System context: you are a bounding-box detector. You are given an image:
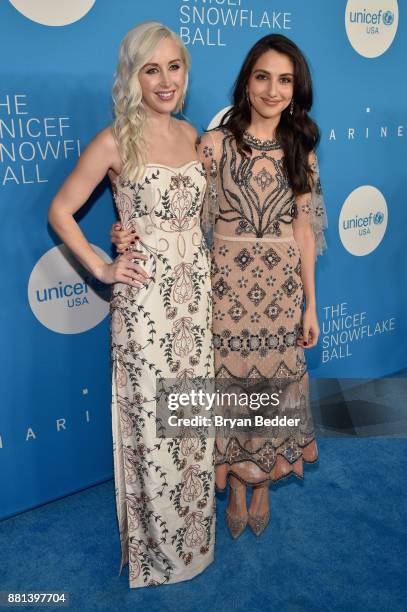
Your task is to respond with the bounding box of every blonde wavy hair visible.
[112,22,191,183]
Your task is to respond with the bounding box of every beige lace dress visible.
[201,127,327,488]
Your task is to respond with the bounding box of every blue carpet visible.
[1,438,406,612]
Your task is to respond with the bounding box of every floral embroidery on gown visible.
[110,161,215,588]
[201,128,327,488]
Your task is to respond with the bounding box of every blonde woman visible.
[48,22,215,588]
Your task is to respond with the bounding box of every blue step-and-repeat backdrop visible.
[0,0,405,519]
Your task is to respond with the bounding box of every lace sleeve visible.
[197,131,220,234]
[293,151,328,256]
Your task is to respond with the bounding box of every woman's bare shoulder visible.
[175,118,198,144]
[92,126,119,151]
[88,126,121,172]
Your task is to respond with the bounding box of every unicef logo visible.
[207,106,231,130]
[345,0,399,58]
[383,11,394,25]
[28,244,111,334]
[339,186,388,256]
[9,0,96,27]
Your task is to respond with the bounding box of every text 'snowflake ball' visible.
[9,0,96,27]
[28,244,112,334]
[339,186,388,256]
[345,0,399,58]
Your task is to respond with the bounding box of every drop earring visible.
[246,89,250,106]
[289,99,294,115]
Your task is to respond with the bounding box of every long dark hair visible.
[220,34,319,195]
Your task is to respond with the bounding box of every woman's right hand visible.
[110,222,138,253]
[96,252,150,288]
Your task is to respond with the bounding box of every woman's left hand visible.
[297,306,320,349]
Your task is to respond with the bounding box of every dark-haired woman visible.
[197,33,327,538]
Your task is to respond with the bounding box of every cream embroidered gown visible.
[110,161,215,588]
[201,128,327,488]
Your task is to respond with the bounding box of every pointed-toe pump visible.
[248,485,270,536]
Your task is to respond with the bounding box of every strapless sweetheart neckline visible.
[144,160,201,170]
[111,160,202,184]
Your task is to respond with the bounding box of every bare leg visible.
[226,475,248,539]
[249,482,269,515]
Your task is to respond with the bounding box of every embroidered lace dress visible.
[110,161,215,587]
[201,128,327,488]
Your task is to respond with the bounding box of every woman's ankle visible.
[229,475,245,490]
[249,484,269,513]
[227,476,248,516]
